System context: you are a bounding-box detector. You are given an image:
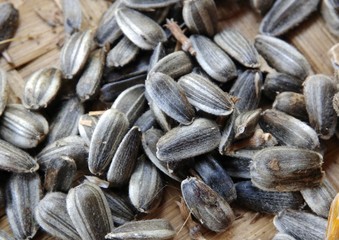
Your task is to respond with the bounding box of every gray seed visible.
[322,0,339,36]
[214,29,260,68]
[116,7,167,50]
[259,0,320,36]
[148,100,173,132]
[273,92,308,122]
[255,35,311,79]
[123,0,179,9]
[156,118,221,161]
[134,109,157,132]
[234,108,261,140]
[106,37,140,68]
[62,0,82,35]
[23,68,62,110]
[0,68,9,116]
[0,3,19,53]
[66,182,114,240]
[219,108,238,155]
[148,42,166,73]
[272,233,297,240]
[251,146,324,192]
[333,92,339,116]
[190,34,237,82]
[78,114,98,145]
[35,192,81,240]
[105,219,175,240]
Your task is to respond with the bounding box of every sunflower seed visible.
[219,108,239,155]
[272,233,297,240]
[190,34,237,82]
[251,146,324,192]
[148,42,166,72]
[259,0,320,36]
[6,173,41,240]
[60,30,92,79]
[181,177,235,232]
[234,108,261,140]
[322,0,339,36]
[129,155,163,213]
[88,109,129,175]
[146,72,195,125]
[214,29,260,68]
[274,209,326,240]
[303,74,337,140]
[148,51,193,79]
[46,97,84,144]
[250,0,274,15]
[182,0,218,37]
[255,35,311,79]
[222,150,258,179]
[78,114,98,145]
[107,37,140,68]
[194,154,237,203]
[105,219,175,240]
[273,92,308,122]
[35,192,81,240]
[0,104,49,149]
[62,0,82,35]
[0,68,9,116]
[178,72,234,116]
[134,109,157,132]
[300,177,336,218]
[22,68,62,110]
[148,100,173,132]
[235,181,304,214]
[66,182,114,240]
[111,84,146,125]
[76,49,105,101]
[230,70,263,112]
[107,126,141,186]
[259,109,320,150]
[0,2,19,53]
[156,118,221,161]
[123,0,179,9]
[37,135,88,171]
[263,72,304,100]
[94,0,123,47]
[116,7,167,50]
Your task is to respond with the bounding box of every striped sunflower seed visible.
[88,109,129,175]
[190,34,237,82]
[0,2,19,52]
[214,29,260,68]
[106,37,139,68]
[255,35,311,79]
[251,146,324,192]
[0,104,49,149]
[273,92,308,122]
[181,177,235,232]
[322,0,339,36]
[35,192,81,240]
[62,0,82,35]
[178,72,234,116]
[66,182,114,240]
[148,42,166,72]
[116,7,167,50]
[78,114,98,145]
[234,108,261,140]
[22,68,62,110]
[60,30,92,79]
[148,100,173,132]
[259,0,320,36]
[6,173,41,240]
[146,72,195,125]
[0,68,9,116]
[272,233,297,240]
[219,109,238,155]
[123,0,179,9]
[134,109,157,133]
[156,118,221,161]
[105,219,175,240]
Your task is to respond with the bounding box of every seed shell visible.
[322,0,339,36]
[106,37,140,68]
[0,3,19,52]
[234,108,261,140]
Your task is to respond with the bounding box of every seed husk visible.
[178,72,234,116]
[181,177,235,232]
[322,0,339,36]
[182,0,218,37]
[107,126,141,187]
[60,30,93,79]
[251,146,324,192]
[94,0,123,47]
[76,49,105,102]
[274,209,327,240]
[259,0,320,36]
[234,108,261,140]
[35,192,81,240]
[66,182,114,240]
[0,2,19,53]
[219,108,239,155]
[259,109,320,150]
[214,29,260,68]
[0,68,9,116]
[0,104,49,149]
[23,68,62,110]
[105,219,176,240]
[156,118,221,161]
[146,72,195,125]
[6,173,41,240]
[190,34,237,82]
[303,74,337,140]
[62,0,82,35]
[255,35,311,79]
[300,177,336,218]
[78,114,98,145]
[116,7,167,50]
[235,181,304,214]
[88,108,129,175]
[106,37,140,68]
[129,155,163,213]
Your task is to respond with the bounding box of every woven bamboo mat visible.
[0,0,338,239]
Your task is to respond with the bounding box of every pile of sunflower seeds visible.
[0,0,338,239]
